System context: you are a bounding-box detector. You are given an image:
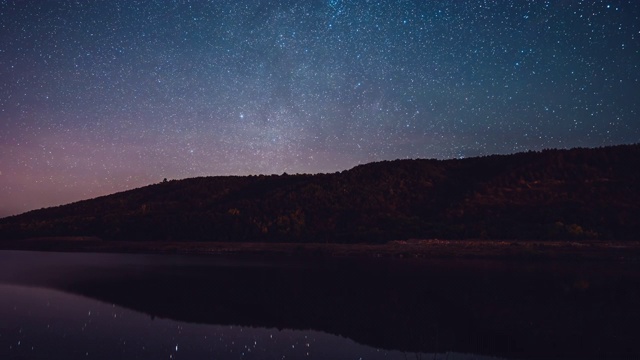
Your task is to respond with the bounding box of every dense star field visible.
[1,0,639,217]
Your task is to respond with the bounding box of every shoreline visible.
[2,238,640,262]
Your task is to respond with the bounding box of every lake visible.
[0,250,639,359]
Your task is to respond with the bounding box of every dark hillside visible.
[1,144,639,242]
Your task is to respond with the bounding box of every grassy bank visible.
[2,238,640,262]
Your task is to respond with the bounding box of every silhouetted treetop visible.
[1,144,639,242]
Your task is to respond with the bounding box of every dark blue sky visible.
[1,0,639,217]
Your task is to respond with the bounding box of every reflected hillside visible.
[0,282,511,360]
[8,252,639,359]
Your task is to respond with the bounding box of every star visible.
[0,0,638,217]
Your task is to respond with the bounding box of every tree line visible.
[1,144,639,242]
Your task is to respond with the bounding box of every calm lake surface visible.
[1,250,639,359]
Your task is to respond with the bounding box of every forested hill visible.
[1,144,639,243]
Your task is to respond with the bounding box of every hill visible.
[1,144,639,243]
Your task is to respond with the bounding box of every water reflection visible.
[0,284,502,360]
[1,250,639,359]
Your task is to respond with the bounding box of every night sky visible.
[1,0,639,217]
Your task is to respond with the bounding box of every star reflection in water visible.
[0,283,501,360]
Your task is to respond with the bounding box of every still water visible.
[0,250,638,359]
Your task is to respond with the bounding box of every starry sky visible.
[1,0,639,217]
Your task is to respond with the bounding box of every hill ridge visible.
[1,144,639,242]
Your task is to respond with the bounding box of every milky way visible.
[1,0,639,217]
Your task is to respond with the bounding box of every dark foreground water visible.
[0,250,639,359]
